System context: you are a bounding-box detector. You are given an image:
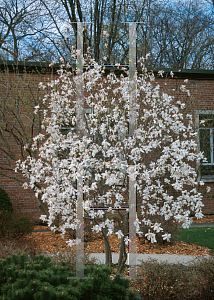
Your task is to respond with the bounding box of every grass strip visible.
[174,227,214,253]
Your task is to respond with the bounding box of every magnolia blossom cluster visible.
[16,51,209,246]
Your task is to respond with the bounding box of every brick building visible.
[0,60,214,220]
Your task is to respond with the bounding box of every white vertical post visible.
[67,22,92,280]
[76,22,84,136]
[76,22,84,279]
[129,22,137,279]
[76,167,84,279]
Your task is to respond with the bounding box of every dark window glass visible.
[201,165,214,176]
[200,128,211,163]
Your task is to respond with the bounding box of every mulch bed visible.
[192,214,214,223]
[25,214,214,256]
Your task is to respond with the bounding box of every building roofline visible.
[0,60,59,74]
[1,60,214,79]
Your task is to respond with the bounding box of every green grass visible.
[174,227,214,253]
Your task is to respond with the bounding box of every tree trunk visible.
[116,235,127,275]
[102,225,112,267]
[36,193,49,217]
[117,212,128,275]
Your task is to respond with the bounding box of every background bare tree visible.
[0,0,48,62]
[0,0,213,68]
[145,0,214,69]
[0,65,51,215]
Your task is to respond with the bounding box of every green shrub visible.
[0,211,34,240]
[0,253,140,300]
[0,187,13,212]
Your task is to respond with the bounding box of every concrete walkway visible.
[185,223,214,227]
[88,253,211,266]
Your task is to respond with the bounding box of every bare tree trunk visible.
[102,225,112,267]
[117,234,127,275]
[117,212,128,275]
[94,0,99,61]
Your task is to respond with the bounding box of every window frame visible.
[196,110,214,182]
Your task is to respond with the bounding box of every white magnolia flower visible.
[115,230,124,239]
[199,181,205,186]
[92,225,102,233]
[152,223,163,233]
[206,186,211,193]
[91,182,97,190]
[49,60,56,67]
[34,105,40,114]
[145,231,157,243]
[162,233,171,242]
[23,182,28,189]
[102,30,109,38]
[158,70,164,77]
[66,238,81,247]
[124,236,129,245]
[40,215,47,222]
[145,53,150,60]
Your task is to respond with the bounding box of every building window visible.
[198,112,214,181]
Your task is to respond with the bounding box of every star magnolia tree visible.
[16,52,209,273]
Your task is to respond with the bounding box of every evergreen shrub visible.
[0,253,140,300]
[0,187,13,212]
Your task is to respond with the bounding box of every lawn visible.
[174,227,214,253]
